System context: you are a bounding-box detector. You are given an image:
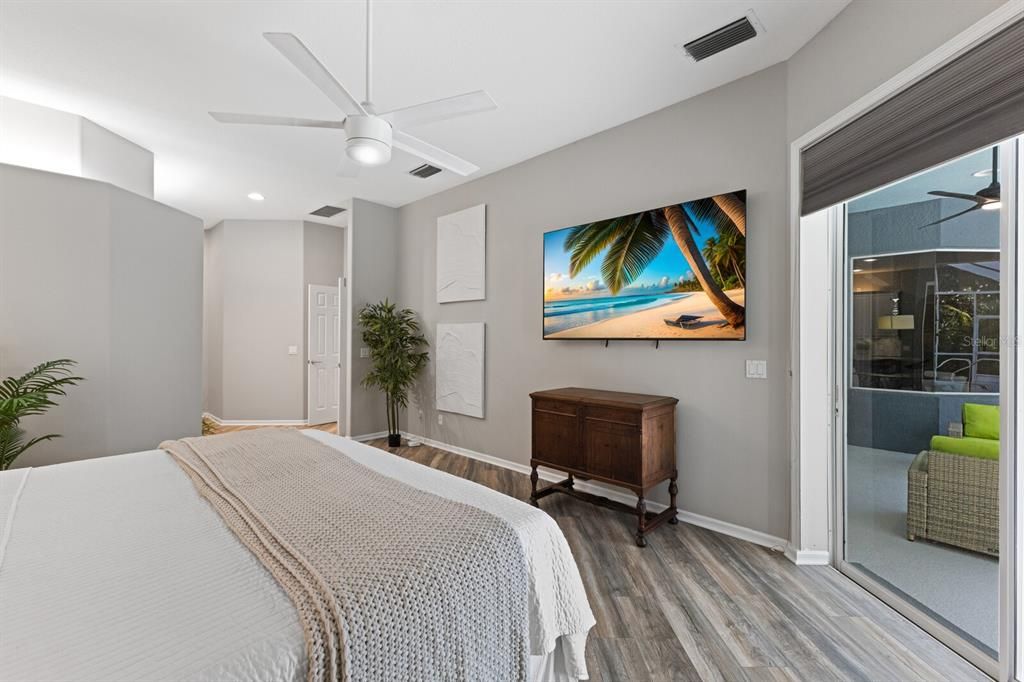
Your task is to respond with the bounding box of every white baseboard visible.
[676,510,788,552]
[784,546,831,565]
[203,412,308,427]
[351,431,389,442]
[401,431,789,552]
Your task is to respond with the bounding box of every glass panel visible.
[844,146,1001,659]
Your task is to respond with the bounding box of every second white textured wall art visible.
[436,203,485,303]
[435,322,485,418]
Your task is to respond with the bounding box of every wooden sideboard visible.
[529,387,678,547]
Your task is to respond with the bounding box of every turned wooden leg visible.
[635,494,647,547]
[566,473,575,490]
[668,473,679,525]
[529,464,539,507]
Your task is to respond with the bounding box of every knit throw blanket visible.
[161,429,530,682]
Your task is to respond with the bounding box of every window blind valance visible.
[801,18,1024,216]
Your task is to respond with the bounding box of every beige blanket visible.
[162,429,530,682]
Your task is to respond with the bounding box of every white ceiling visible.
[0,0,847,227]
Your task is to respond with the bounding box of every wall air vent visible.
[681,15,759,62]
[409,163,442,179]
[309,205,346,218]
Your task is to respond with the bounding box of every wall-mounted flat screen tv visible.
[543,190,746,341]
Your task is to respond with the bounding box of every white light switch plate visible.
[745,360,767,379]
[360,347,370,358]
[287,345,298,356]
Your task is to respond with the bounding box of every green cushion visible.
[963,403,999,440]
[930,435,999,461]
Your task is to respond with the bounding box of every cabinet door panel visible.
[584,419,641,484]
[533,408,583,469]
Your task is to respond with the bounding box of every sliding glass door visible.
[836,139,1020,676]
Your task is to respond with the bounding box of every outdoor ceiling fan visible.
[918,147,1001,228]
[209,0,496,177]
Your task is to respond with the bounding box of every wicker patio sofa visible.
[906,403,999,557]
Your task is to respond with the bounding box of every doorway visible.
[307,284,341,426]
[832,140,1019,676]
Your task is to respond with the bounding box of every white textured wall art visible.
[435,322,485,418]
[436,204,485,303]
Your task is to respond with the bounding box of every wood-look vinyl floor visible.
[209,424,986,681]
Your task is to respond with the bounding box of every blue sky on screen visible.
[543,203,716,298]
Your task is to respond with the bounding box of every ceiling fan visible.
[918,147,1001,228]
[209,0,496,177]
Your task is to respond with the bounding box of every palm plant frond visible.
[0,359,82,470]
[358,301,429,438]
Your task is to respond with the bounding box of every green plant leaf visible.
[357,302,429,435]
[0,359,82,469]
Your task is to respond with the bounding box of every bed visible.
[0,429,595,681]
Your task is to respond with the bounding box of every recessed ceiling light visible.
[863,258,878,263]
[247,192,265,201]
[972,169,993,178]
[853,268,864,273]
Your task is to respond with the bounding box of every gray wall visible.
[396,65,792,539]
[203,226,224,416]
[785,0,1003,142]
[349,199,399,437]
[203,220,345,422]
[0,164,202,466]
[389,0,1007,540]
[848,390,998,453]
[848,198,1000,256]
[206,220,305,421]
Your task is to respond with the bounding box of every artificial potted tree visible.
[358,300,429,448]
[1,359,83,470]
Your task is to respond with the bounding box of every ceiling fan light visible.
[981,201,1001,211]
[343,115,393,166]
[346,138,391,166]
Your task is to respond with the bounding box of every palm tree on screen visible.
[702,230,745,288]
[564,200,745,327]
[712,193,745,236]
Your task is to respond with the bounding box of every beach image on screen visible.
[543,191,746,340]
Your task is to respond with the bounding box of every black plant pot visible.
[387,433,402,448]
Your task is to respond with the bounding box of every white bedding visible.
[0,430,594,682]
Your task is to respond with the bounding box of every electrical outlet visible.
[437,413,444,426]
[745,360,767,379]
[287,345,298,356]
[359,347,369,358]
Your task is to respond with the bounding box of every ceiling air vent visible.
[681,15,759,62]
[309,205,346,218]
[409,163,443,179]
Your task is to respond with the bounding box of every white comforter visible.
[0,430,594,682]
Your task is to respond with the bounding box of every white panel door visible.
[307,284,340,425]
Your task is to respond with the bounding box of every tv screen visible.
[543,190,746,341]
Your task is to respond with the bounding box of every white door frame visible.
[307,284,340,426]
[789,4,1023,679]
[1002,137,1022,682]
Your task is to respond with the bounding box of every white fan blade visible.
[392,131,479,176]
[337,155,361,178]
[263,32,367,116]
[379,90,496,128]
[209,112,346,129]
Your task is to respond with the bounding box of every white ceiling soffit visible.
[0,1,848,227]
